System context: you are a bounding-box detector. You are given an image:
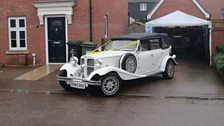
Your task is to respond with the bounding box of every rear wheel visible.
[100,73,121,96]
[58,70,73,90]
[162,60,174,79]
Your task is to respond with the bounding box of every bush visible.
[213,52,224,73]
[216,45,224,53]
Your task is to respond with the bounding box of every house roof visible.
[128,0,159,3]
[147,0,210,19]
[111,33,167,40]
[197,0,224,19]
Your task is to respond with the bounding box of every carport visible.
[146,11,212,65]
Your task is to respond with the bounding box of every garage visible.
[146,11,212,64]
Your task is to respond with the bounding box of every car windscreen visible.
[104,40,138,51]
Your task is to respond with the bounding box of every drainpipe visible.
[104,14,108,38]
[89,0,93,42]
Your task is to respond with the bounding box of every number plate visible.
[70,82,86,89]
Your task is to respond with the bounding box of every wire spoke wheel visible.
[101,73,120,96]
[121,53,137,73]
[125,56,136,73]
[162,60,175,79]
[167,63,174,77]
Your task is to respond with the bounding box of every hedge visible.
[214,45,224,74]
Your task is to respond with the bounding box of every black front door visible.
[47,17,66,63]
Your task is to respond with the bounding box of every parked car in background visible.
[57,33,177,96]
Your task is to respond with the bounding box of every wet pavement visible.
[1,92,224,126]
[0,58,224,126]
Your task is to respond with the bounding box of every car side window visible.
[150,38,160,50]
[161,38,169,49]
[140,40,150,51]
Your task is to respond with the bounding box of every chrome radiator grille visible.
[87,59,94,76]
[81,58,94,76]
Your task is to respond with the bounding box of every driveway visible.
[1,58,224,126]
[121,58,224,98]
[0,58,223,98]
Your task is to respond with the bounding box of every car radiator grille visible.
[87,59,94,76]
[81,58,94,76]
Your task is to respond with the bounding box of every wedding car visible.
[57,33,177,96]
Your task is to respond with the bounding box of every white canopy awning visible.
[146,10,211,27]
[145,10,212,65]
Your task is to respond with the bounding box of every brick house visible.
[197,0,224,52]
[0,0,128,65]
[128,0,159,23]
[146,0,224,63]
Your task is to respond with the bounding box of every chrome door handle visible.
[54,41,61,44]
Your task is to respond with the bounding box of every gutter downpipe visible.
[209,23,212,66]
[89,0,93,42]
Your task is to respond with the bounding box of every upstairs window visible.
[8,17,27,50]
[140,3,147,11]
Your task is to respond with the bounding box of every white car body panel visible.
[60,63,81,78]
[159,55,177,72]
[57,33,177,92]
[87,66,146,80]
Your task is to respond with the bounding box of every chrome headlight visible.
[94,59,103,68]
[69,56,79,65]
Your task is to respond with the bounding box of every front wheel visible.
[100,73,121,96]
[162,60,175,79]
[58,70,73,90]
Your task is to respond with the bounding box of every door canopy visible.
[146,10,211,27]
[33,1,76,25]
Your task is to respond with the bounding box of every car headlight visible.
[94,59,103,68]
[69,56,79,65]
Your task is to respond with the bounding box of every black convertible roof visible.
[111,33,168,40]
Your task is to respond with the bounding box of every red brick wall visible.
[212,27,224,52]
[152,0,205,19]
[68,0,91,42]
[92,0,128,45]
[0,0,45,65]
[0,0,128,65]
[69,0,128,45]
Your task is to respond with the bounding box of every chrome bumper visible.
[57,75,101,87]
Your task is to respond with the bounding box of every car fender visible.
[87,66,146,80]
[159,55,177,72]
[59,63,81,77]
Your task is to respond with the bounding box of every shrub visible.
[213,52,224,73]
[216,45,224,53]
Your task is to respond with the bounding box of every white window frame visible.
[140,3,147,11]
[8,17,27,51]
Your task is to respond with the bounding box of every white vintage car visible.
[57,33,177,96]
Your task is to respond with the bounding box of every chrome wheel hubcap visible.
[167,63,174,77]
[125,56,136,73]
[102,76,119,95]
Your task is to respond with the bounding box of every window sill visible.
[6,50,29,55]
